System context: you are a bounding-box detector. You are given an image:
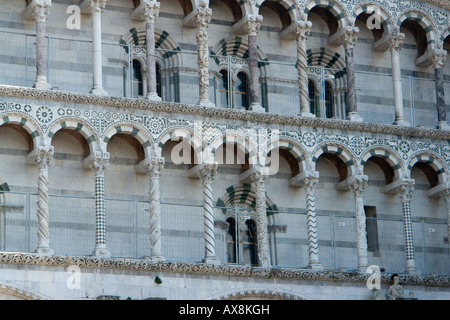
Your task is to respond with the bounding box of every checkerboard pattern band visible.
[95,175,106,245]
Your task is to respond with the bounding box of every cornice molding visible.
[423,0,450,10]
[0,86,449,140]
[0,252,448,288]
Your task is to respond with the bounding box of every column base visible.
[437,121,450,131]
[197,100,216,108]
[250,104,265,113]
[145,93,162,102]
[307,263,323,271]
[91,246,111,258]
[202,257,221,265]
[141,255,166,263]
[298,111,316,118]
[90,87,108,97]
[33,76,51,91]
[35,247,54,256]
[347,112,363,122]
[393,118,410,126]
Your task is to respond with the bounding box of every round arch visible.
[352,3,395,35]
[208,132,259,168]
[46,118,100,156]
[304,0,349,33]
[0,112,43,148]
[311,142,359,178]
[156,127,204,164]
[210,288,307,300]
[102,123,155,159]
[265,137,311,175]
[407,151,447,186]
[216,184,278,213]
[360,147,406,182]
[397,9,439,53]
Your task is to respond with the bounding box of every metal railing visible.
[1,190,448,275]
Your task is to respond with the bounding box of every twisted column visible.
[388,32,410,126]
[250,166,271,268]
[301,171,322,269]
[196,4,214,107]
[349,175,369,272]
[431,49,448,130]
[246,15,264,112]
[31,0,52,90]
[341,26,362,122]
[146,157,165,261]
[199,162,220,264]
[90,154,110,258]
[143,0,162,101]
[87,0,108,96]
[399,178,419,274]
[296,20,314,118]
[34,146,54,255]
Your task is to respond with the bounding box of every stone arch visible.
[257,0,300,30]
[397,9,438,54]
[311,142,359,178]
[156,127,204,164]
[407,151,447,187]
[304,0,349,34]
[352,3,395,35]
[0,282,50,300]
[208,132,259,168]
[102,123,155,159]
[210,288,307,300]
[265,137,311,176]
[46,118,99,157]
[441,28,450,49]
[216,184,278,213]
[360,147,406,183]
[0,112,42,148]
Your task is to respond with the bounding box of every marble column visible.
[31,0,52,90]
[250,166,271,268]
[34,146,54,255]
[341,27,362,122]
[198,162,220,264]
[431,49,448,130]
[296,20,314,118]
[196,4,214,107]
[399,178,419,275]
[301,171,322,269]
[349,175,369,272]
[146,157,165,261]
[246,15,264,113]
[444,189,450,253]
[143,0,161,101]
[388,32,410,126]
[90,155,111,258]
[87,0,108,96]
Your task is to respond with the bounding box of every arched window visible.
[225,206,258,266]
[324,81,334,118]
[132,59,143,98]
[156,62,162,99]
[219,69,230,108]
[308,79,318,115]
[235,72,249,110]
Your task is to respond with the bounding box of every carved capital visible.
[87,0,107,13]
[348,175,368,197]
[143,0,160,23]
[388,32,405,53]
[243,14,263,36]
[196,6,212,29]
[301,170,320,192]
[29,0,52,23]
[91,156,109,176]
[250,165,269,186]
[146,156,165,177]
[341,26,359,49]
[431,49,448,69]
[295,20,312,42]
[400,179,415,202]
[33,146,54,170]
[198,162,218,185]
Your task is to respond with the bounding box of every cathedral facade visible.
[0,0,449,300]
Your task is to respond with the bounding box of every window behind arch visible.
[226,213,258,266]
[325,81,334,118]
[132,59,143,98]
[219,69,230,108]
[235,72,249,110]
[308,80,318,115]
